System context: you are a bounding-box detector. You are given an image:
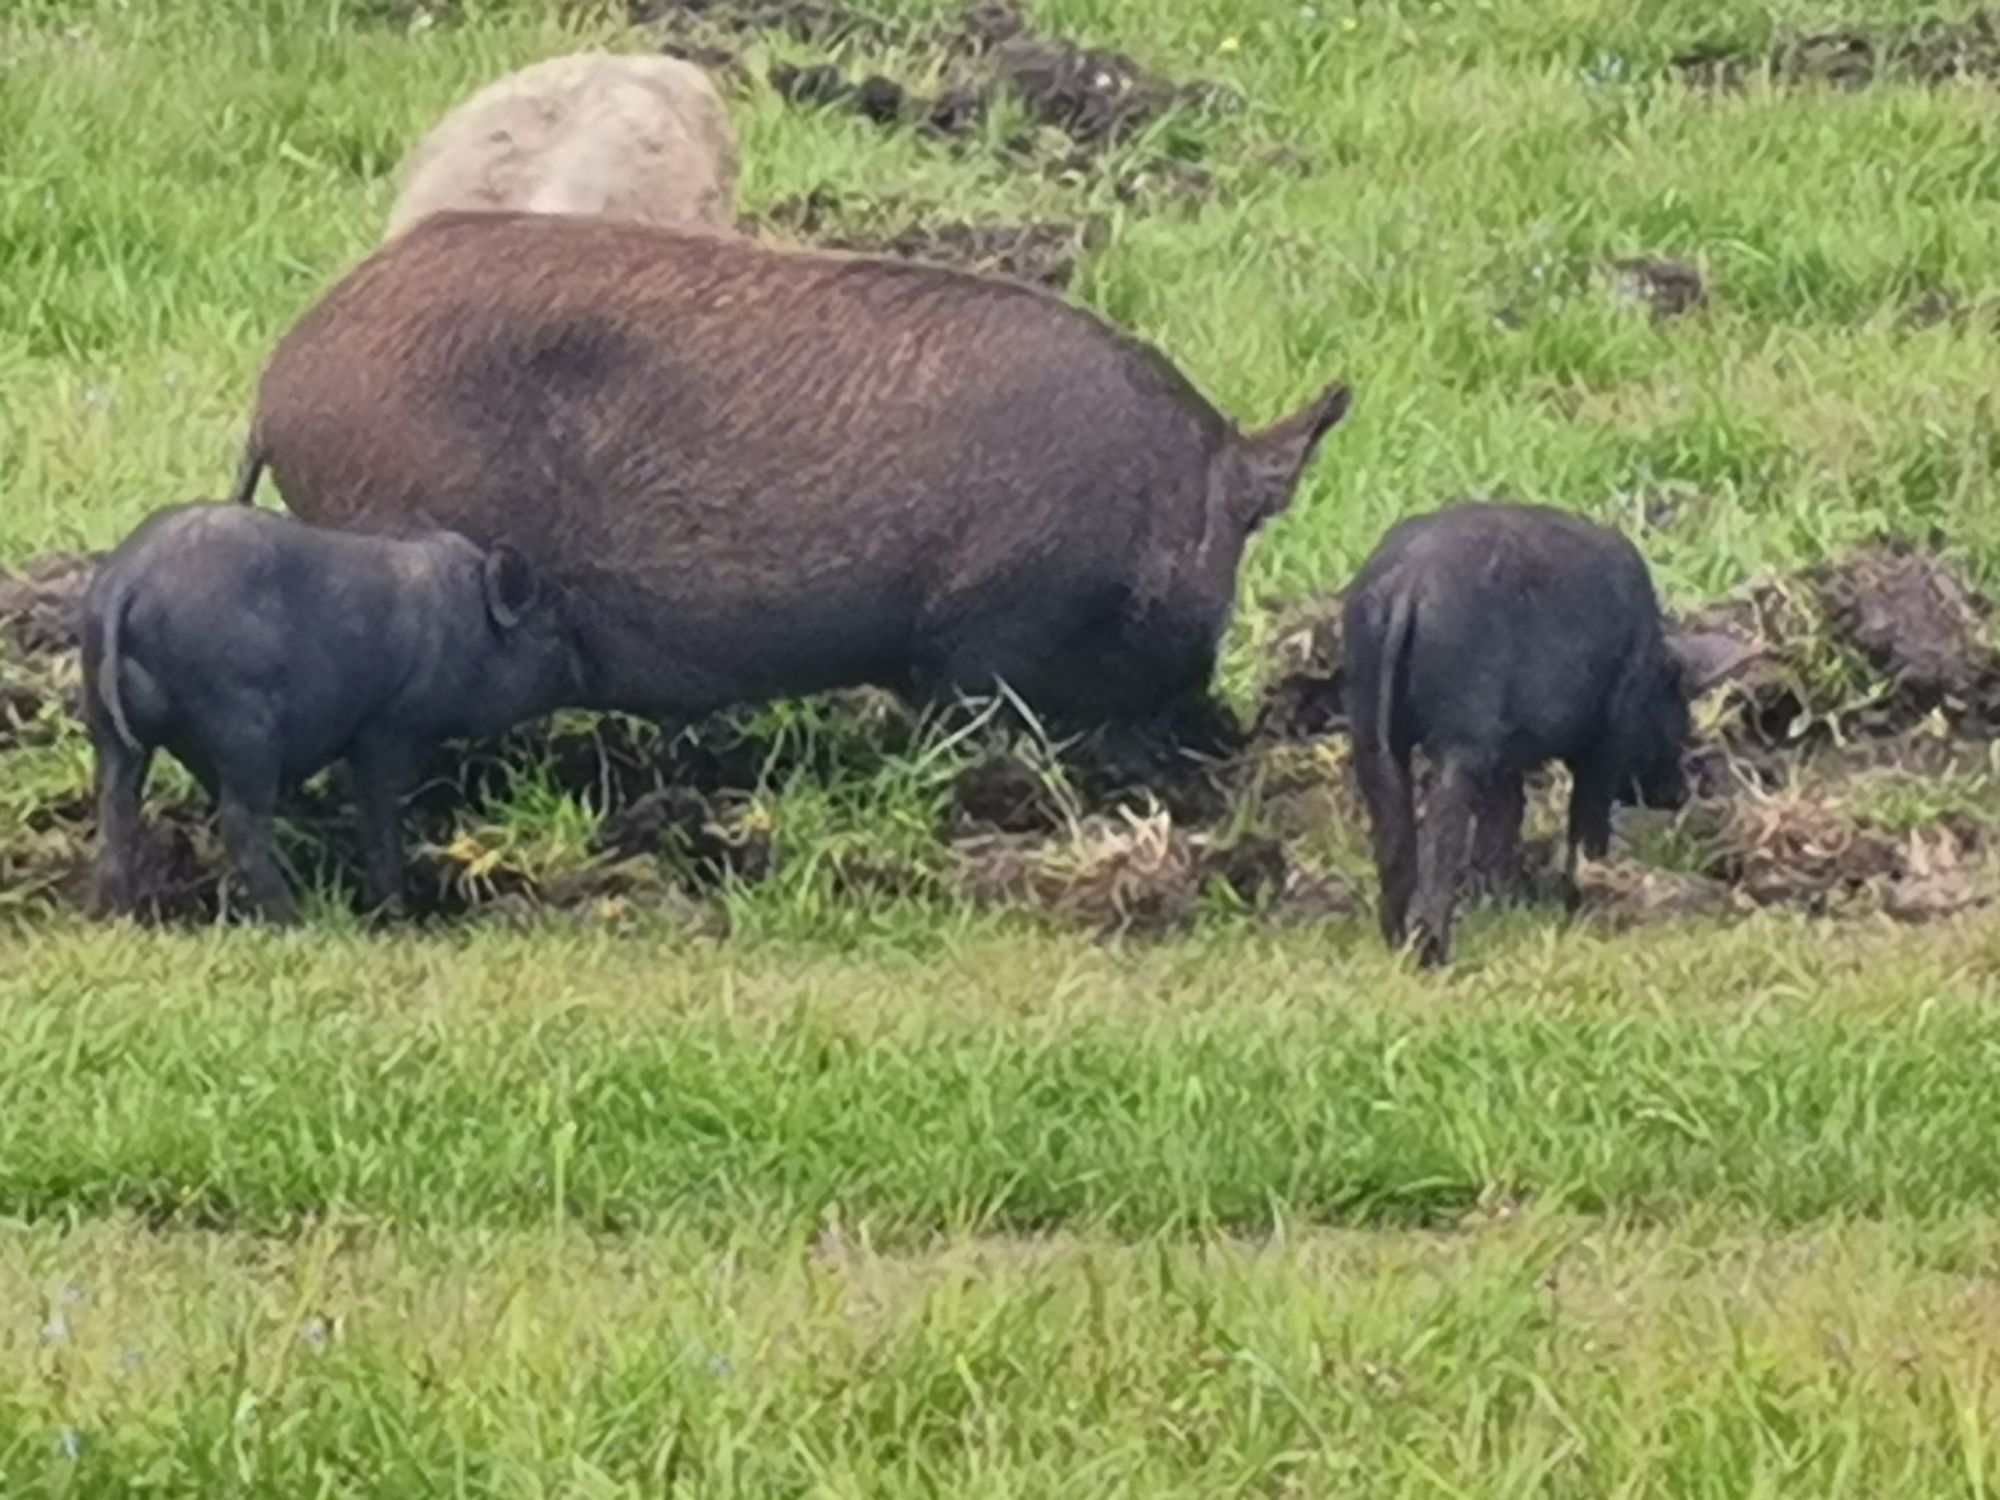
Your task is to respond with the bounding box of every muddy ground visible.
[643,0,1248,290]
[748,187,1104,289]
[6,528,1997,940]
[13,8,1994,942]
[643,0,1233,158]
[1675,13,2000,91]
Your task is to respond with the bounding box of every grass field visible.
[9,0,2000,1491]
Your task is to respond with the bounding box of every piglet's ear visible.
[482,544,540,632]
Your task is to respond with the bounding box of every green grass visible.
[11,0,2000,1489]
[5,916,2000,1237]
[8,1215,2000,1496]
[2,920,2000,1492]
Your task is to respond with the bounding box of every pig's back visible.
[254,211,1230,711]
[259,212,1224,567]
[91,507,428,777]
[1354,502,1662,762]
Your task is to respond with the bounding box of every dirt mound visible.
[1059,697,1247,823]
[645,0,1234,205]
[636,0,898,51]
[1691,790,1986,921]
[939,696,1247,846]
[959,3,1230,153]
[596,785,775,886]
[0,550,97,658]
[1675,14,2000,90]
[1680,539,2000,762]
[648,0,1224,148]
[4,790,218,923]
[1609,257,1705,320]
[766,61,989,140]
[754,188,1102,288]
[1,550,96,754]
[0,676,55,751]
[1254,596,1346,740]
[6,524,1997,944]
[947,750,1068,836]
[5,744,735,931]
[1575,861,1741,930]
[954,806,1202,935]
[952,804,1357,937]
[1818,542,2000,705]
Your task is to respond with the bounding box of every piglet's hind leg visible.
[90,734,153,918]
[1409,753,1479,968]
[213,749,296,926]
[348,733,416,920]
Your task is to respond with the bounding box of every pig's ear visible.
[1236,379,1353,529]
[482,544,540,631]
[1665,629,1762,697]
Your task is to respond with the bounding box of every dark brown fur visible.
[237,211,1350,722]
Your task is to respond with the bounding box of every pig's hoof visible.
[362,897,408,929]
[252,896,302,928]
[88,885,134,922]
[1407,924,1451,969]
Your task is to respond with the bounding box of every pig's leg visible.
[90,733,153,918]
[348,734,415,918]
[1352,737,1417,947]
[214,757,296,927]
[1409,752,1478,967]
[1562,757,1617,912]
[1468,769,1527,903]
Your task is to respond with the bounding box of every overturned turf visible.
[752,187,1103,288]
[1674,13,2000,91]
[648,0,1237,205]
[4,531,1999,939]
[952,806,1358,938]
[1680,537,2000,768]
[0,550,96,659]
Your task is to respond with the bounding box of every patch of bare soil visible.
[954,1,1233,154]
[1609,257,1705,320]
[644,0,1235,204]
[1,711,765,929]
[1255,599,1347,740]
[1680,538,2000,769]
[0,553,91,753]
[1692,791,1987,922]
[1901,288,1972,330]
[634,0,902,51]
[0,676,55,751]
[766,61,989,138]
[1674,14,2000,90]
[938,691,1249,839]
[7,531,1997,941]
[951,804,1358,937]
[0,551,96,658]
[5,789,218,924]
[753,187,1103,289]
[1574,861,1741,931]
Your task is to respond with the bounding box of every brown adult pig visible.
[229,211,1352,726]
